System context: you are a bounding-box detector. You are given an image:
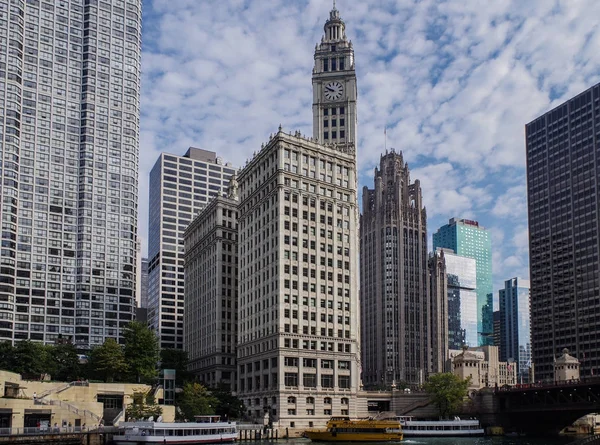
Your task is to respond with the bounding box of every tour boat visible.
[304,415,403,442]
[113,415,237,445]
[398,416,484,437]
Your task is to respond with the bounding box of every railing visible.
[36,380,89,399]
[112,408,125,426]
[237,422,266,431]
[567,434,600,445]
[37,399,102,423]
[0,426,119,436]
[397,397,431,415]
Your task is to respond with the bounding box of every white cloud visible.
[139,0,600,296]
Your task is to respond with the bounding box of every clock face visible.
[324,81,344,101]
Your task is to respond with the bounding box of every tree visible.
[160,348,192,384]
[88,338,128,382]
[423,373,471,419]
[50,342,81,382]
[211,384,245,420]
[123,321,160,383]
[176,383,218,421]
[11,341,54,376]
[0,342,15,372]
[126,390,163,421]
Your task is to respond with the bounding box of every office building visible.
[498,277,531,383]
[0,0,142,347]
[440,249,478,350]
[184,185,238,390]
[147,148,236,349]
[526,83,600,380]
[235,5,360,429]
[433,218,493,346]
[361,150,446,386]
[140,257,148,309]
[493,311,501,352]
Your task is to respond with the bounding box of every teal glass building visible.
[433,218,493,346]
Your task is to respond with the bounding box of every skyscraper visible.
[361,150,446,386]
[147,148,236,349]
[433,218,493,346]
[526,82,600,380]
[235,5,360,429]
[498,277,531,383]
[440,248,478,350]
[184,187,238,390]
[0,0,142,347]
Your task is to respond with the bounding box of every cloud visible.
[139,0,600,296]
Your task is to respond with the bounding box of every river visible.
[250,437,577,445]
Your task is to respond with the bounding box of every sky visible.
[139,0,600,304]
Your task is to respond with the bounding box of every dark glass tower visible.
[526,82,600,381]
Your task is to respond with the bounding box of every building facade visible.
[498,277,531,383]
[147,148,236,349]
[140,257,148,309]
[526,83,600,380]
[183,189,238,390]
[0,0,142,347]
[441,249,478,350]
[361,150,445,387]
[235,6,360,430]
[433,218,493,346]
[449,346,517,389]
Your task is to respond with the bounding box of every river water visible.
[251,437,577,445]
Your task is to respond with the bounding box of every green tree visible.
[123,321,160,383]
[176,383,218,421]
[160,348,191,384]
[11,341,54,376]
[211,384,245,420]
[50,343,81,382]
[126,390,163,421]
[0,342,15,372]
[423,373,471,419]
[88,338,128,382]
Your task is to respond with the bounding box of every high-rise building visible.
[361,150,446,386]
[0,0,142,347]
[498,277,531,383]
[147,148,236,349]
[526,83,600,380]
[140,257,149,309]
[235,5,360,429]
[184,185,238,390]
[433,218,493,346]
[439,248,478,350]
[493,310,501,352]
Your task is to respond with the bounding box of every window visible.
[321,374,334,388]
[284,373,298,386]
[338,375,350,388]
[303,373,317,388]
[324,131,329,140]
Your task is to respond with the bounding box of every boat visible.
[398,416,484,437]
[304,414,403,442]
[113,415,237,445]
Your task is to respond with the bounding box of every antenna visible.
[333,0,336,9]
[384,126,387,152]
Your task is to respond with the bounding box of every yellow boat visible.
[304,415,403,442]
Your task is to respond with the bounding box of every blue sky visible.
[139,0,600,303]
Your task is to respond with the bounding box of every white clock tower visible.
[313,4,357,153]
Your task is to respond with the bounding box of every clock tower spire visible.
[312,3,357,153]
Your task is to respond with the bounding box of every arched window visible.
[288,396,296,404]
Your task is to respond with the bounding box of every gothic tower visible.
[312,4,357,151]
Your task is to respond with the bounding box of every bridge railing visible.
[495,375,600,393]
[567,433,600,445]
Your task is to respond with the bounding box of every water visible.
[251,437,577,445]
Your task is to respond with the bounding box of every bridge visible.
[489,376,600,435]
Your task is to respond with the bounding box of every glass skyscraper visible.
[440,249,478,349]
[0,0,142,348]
[498,277,531,383]
[433,218,493,346]
[526,83,600,380]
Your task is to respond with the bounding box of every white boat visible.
[113,415,237,445]
[398,416,484,437]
